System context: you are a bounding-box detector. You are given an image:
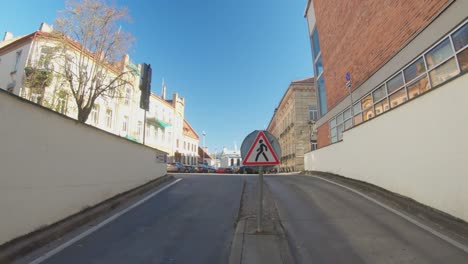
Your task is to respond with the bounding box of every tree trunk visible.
[77,107,91,123]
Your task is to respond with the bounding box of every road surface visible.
[25,174,243,264]
[267,175,468,263]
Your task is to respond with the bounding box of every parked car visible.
[196,164,209,173]
[167,162,185,173]
[216,167,227,173]
[225,167,234,173]
[237,166,258,174]
[184,165,197,173]
[206,166,216,173]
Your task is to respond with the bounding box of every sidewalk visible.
[229,177,293,264]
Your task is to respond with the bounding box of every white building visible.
[219,147,242,168]
[0,23,200,162]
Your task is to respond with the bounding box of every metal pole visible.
[257,166,264,233]
[142,110,147,145]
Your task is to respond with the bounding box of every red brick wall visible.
[317,122,329,148]
[313,0,450,111]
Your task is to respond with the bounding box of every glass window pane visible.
[354,114,363,125]
[353,102,361,114]
[331,136,337,143]
[408,76,430,99]
[317,76,327,115]
[362,107,374,121]
[389,88,407,108]
[361,94,373,110]
[337,124,344,141]
[336,113,343,124]
[315,55,323,76]
[404,57,426,83]
[312,29,321,60]
[330,118,336,128]
[372,85,386,102]
[457,47,468,72]
[344,119,353,130]
[429,58,459,87]
[452,23,468,51]
[374,99,389,116]
[330,127,337,137]
[387,73,404,94]
[344,108,352,120]
[425,38,454,69]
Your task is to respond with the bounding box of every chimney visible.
[3,32,13,41]
[39,22,53,33]
[161,79,167,100]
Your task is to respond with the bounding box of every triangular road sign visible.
[243,131,280,166]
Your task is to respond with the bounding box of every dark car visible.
[167,162,185,173]
[196,164,209,173]
[237,166,258,174]
[206,166,216,173]
[184,165,197,173]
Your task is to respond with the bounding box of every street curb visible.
[0,175,174,264]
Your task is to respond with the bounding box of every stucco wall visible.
[0,91,166,245]
[304,73,468,222]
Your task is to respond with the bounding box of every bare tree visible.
[53,0,134,122]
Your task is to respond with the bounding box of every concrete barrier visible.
[305,74,468,222]
[0,91,166,245]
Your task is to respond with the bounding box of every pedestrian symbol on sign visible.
[256,139,269,162]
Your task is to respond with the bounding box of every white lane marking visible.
[29,178,183,264]
[313,176,468,254]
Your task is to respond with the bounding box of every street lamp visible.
[202,131,206,165]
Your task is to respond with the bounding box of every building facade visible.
[303,1,468,222]
[305,0,467,148]
[267,77,317,172]
[218,147,242,168]
[0,23,200,163]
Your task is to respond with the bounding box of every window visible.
[12,50,22,72]
[408,76,430,99]
[91,105,99,125]
[361,94,373,110]
[122,116,129,132]
[315,56,323,76]
[311,29,321,60]
[353,103,362,125]
[106,109,113,128]
[39,47,54,69]
[137,121,143,138]
[124,88,132,105]
[56,97,67,114]
[389,88,407,108]
[387,73,404,94]
[176,139,179,148]
[429,58,459,87]
[452,23,468,51]
[374,99,389,116]
[317,76,327,116]
[372,85,386,102]
[425,38,453,69]
[458,48,468,72]
[404,57,426,83]
[309,106,318,121]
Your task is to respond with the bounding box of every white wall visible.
[305,74,468,222]
[0,91,166,245]
[0,41,31,95]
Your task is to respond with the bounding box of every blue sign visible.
[346,72,351,81]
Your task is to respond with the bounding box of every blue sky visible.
[1,0,313,153]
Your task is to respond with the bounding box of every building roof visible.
[0,33,35,53]
[291,77,315,84]
[198,147,212,160]
[183,119,200,140]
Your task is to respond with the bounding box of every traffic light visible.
[139,63,151,111]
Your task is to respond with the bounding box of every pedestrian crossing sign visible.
[242,131,280,166]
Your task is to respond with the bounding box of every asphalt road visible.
[266,175,468,263]
[29,174,244,264]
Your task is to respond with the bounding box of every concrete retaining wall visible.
[0,91,166,245]
[305,73,468,222]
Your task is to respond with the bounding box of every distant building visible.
[267,77,316,172]
[198,147,212,166]
[219,147,242,168]
[0,23,200,162]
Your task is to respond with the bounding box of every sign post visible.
[241,130,281,233]
[346,72,354,125]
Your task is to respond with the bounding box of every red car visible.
[216,167,227,173]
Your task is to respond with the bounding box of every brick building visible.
[305,0,467,148]
[267,77,317,172]
[304,1,468,222]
